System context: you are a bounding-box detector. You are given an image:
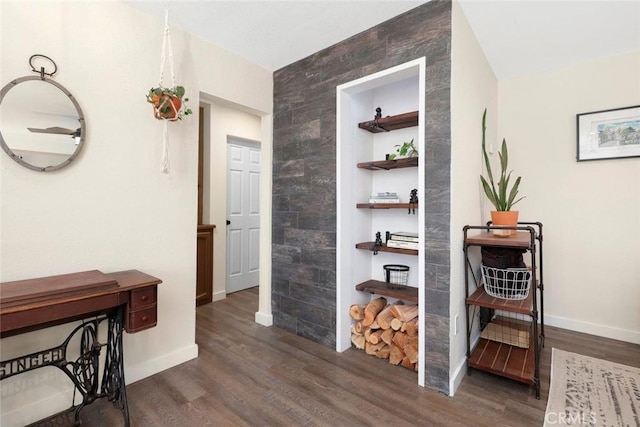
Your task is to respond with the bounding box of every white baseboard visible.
[449,357,467,396]
[212,290,226,302]
[255,311,273,327]
[545,314,640,345]
[1,383,75,427]
[126,343,199,384]
[449,333,479,397]
[0,344,199,427]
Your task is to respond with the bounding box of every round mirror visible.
[0,76,86,172]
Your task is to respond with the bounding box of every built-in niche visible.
[336,58,426,386]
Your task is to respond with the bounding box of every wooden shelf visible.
[357,157,418,170]
[355,242,418,256]
[358,111,418,133]
[465,231,532,249]
[356,203,417,209]
[468,337,535,384]
[466,285,532,315]
[355,280,418,303]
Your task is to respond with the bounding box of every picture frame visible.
[576,105,640,161]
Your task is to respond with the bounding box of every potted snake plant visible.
[480,108,524,236]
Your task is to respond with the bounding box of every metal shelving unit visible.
[463,222,545,399]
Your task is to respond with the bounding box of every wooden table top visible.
[0,270,161,336]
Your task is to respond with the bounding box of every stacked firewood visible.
[349,297,418,371]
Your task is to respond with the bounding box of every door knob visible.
[226,220,231,225]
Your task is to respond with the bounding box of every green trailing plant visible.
[388,139,418,160]
[480,109,524,211]
[146,85,192,120]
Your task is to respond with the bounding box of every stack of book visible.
[387,231,419,250]
[369,192,400,203]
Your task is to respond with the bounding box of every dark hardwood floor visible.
[40,287,639,426]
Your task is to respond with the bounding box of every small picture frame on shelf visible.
[576,105,640,161]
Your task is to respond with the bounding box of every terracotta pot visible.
[152,95,182,121]
[490,210,519,237]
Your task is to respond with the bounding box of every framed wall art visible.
[576,105,640,161]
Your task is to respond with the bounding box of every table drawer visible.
[130,287,156,309]
[127,306,157,332]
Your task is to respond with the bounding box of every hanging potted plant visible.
[480,109,524,237]
[146,86,192,121]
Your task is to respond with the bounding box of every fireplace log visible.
[368,329,385,345]
[390,318,402,331]
[404,336,419,364]
[349,303,367,320]
[401,356,414,370]
[365,341,386,356]
[364,327,373,342]
[349,298,419,371]
[389,344,405,365]
[362,297,387,326]
[376,305,395,330]
[402,317,418,336]
[351,333,365,350]
[392,331,408,349]
[381,328,395,345]
[375,345,390,359]
[391,304,418,322]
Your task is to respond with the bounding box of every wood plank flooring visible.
[37,287,639,426]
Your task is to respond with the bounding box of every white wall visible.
[498,51,640,344]
[449,0,498,395]
[451,7,639,400]
[0,1,272,425]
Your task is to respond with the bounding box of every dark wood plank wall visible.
[272,0,453,393]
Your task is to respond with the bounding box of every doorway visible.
[196,106,215,306]
[226,137,261,294]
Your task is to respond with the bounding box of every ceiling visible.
[125,0,640,79]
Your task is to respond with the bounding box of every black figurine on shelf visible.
[409,188,418,214]
[373,231,383,255]
[373,107,389,132]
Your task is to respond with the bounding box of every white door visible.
[226,137,260,293]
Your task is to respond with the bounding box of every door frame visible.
[198,93,274,327]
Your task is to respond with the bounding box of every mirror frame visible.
[0,76,86,172]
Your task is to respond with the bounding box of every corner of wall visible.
[449,0,498,396]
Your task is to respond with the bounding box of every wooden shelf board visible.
[465,231,532,248]
[466,285,532,315]
[356,203,417,209]
[468,337,535,384]
[358,111,418,133]
[355,280,418,303]
[357,157,418,170]
[355,242,418,256]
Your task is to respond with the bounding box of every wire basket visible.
[481,265,532,300]
[383,264,409,290]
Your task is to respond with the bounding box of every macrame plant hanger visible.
[157,5,175,174]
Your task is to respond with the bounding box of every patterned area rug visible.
[544,348,640,426]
